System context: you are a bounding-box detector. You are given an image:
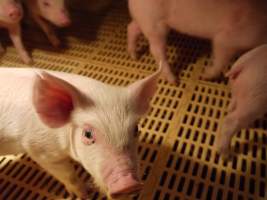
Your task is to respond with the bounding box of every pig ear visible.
[127,63,162,115]
[33,71,87,128]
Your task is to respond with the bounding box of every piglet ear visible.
[127,63,162,115]
[33,71,85,128]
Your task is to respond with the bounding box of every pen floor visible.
[0,1,266,200]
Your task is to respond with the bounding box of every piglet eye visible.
[82,129,95,145]
[84,130,93,139]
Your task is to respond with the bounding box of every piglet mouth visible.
[107,172,143,199]
[56,19,71,27]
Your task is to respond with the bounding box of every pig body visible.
[128,0,267,82]
[0,67,161,198]
[24,0,71,47]
[216,44,267,154]
[0,0,32,64]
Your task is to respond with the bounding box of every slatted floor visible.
[0,0,266,199]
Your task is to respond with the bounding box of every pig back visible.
[0,68,43,154]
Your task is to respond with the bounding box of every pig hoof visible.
[163,71,177,84]
[24,57,33,65]
[167,76,178,85]
[21,54,33,65]
[216,143,231,156]
[215,137,231,156]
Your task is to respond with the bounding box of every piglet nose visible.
[109,173,143,199]
[59,9,71,27]
[8,7,21,20]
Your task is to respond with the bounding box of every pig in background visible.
[216,44,267,155]
[23,0,71,47]
[0,0,32,64]
[0,66,161,198]
[127,0,267,83]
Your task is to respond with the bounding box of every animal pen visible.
[0,0,266,200]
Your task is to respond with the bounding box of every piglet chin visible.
[108,173,143,199]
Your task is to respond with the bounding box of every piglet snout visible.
[7,6,22,21]
[109,173,143,198]
[57,9,71,27]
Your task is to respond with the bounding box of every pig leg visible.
[225,64,244,79]
[33,15,60,47]
[127,21,142,60]
[216,106,256,155]
[227,98,236,113]
[216,111,239,155]
[146,28,176,83]
[29,156,90,198]
[202,37,237,80]
[0,42,4,54]
[8,25,32,64]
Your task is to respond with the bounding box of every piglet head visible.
[0,0,23,24]
[32,67,161,198]
[38,0,71,27]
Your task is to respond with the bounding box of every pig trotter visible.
[227,98,237,113]
[147,29,176,83]
[20,50,33,64]
[161,62,177,84]
[215,112,239,155]
[8,25,32,64]
[202,35,237,80]
[33,15,61,47]
[127,21,141,60]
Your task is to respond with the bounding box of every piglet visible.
[24,0,71,47]
[0,0,32,64]
[128,0,267,83]
[0,66,161,198]
[216,44,267,155]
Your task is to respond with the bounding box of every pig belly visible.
[166,3,219,38]
[165,0,256,39]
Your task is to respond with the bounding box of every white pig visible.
[0,66,161,198]
[128,0,267,83]
[24,0,71,47]
[216,44,267,155]
[0,0,32,64]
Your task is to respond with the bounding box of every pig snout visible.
[102,157,143,198]
[57,9,71,27]
[109,174,143,199]
[6,4,22,21]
